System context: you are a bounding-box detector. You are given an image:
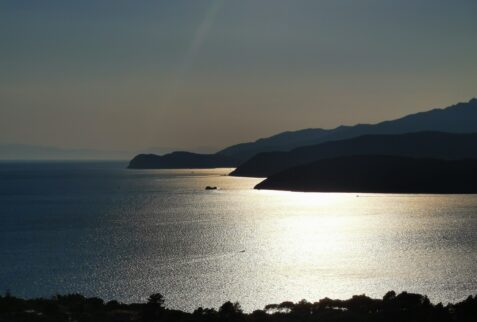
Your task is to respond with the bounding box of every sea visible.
[0,161,476,312]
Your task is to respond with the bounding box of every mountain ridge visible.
[219,98,477,160]
[128,98,477,169]
[230,131,477,177]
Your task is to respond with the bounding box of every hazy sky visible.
[1,0,476,152]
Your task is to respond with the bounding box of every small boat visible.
[205,186,218,190]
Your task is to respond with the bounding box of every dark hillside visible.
[255,155,477,193]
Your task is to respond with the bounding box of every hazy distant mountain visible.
[128,152,237,169]
[220,98,477,160]
[0,144,132,160]
[128,98,477,169]
[255,155,477,193]
[230,132,477,177]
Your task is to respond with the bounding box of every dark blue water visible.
[1,162,476,311]
[0,161,134,297]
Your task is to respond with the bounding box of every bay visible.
[0,161,476,311]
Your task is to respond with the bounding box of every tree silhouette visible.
[147,293,165,307]
[219,301,243,319]
[143,293,165,321]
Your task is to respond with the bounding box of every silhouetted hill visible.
[128,98,477,169]
[230,132,477,177]
[255,155,477,193]
[220,98,477,160]
[128,152,237,169]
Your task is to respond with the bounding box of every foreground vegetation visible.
[0,291,476,322]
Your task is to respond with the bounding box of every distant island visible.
[0,144,132,161]
[254,155,477,193]
[128,98,477,169]
[230,132,477,177]
[1,291,476,322]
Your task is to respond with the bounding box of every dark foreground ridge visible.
[255,155,477,193]
[230,132,477,178]
[1,291,476,322]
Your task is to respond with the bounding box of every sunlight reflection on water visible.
[0,165,476,311]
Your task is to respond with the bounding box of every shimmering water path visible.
[0,162,476,311]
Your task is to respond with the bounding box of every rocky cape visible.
[254,155,477,193]
[128,152,237,169]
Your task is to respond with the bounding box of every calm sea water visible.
[0,161,476,311]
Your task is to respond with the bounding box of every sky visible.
[1,0,476,153]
